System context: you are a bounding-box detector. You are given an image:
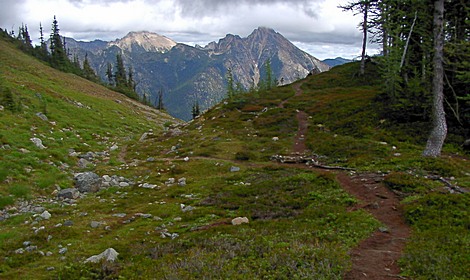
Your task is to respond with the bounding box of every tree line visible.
[342,0,469,157]
[0,16,151,105]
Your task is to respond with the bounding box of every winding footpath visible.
[287,82,411,279]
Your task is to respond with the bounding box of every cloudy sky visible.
[0,0,380,59]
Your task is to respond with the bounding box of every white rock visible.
[109,144,119,151]
[272,137,279,141]
[85,248,119,263]
[30,137,46,149]
[231,217,249,225]
[40,210,51,220]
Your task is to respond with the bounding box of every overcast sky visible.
[0,0,380,59]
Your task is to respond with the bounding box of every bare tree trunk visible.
[400,11,418,70]
[423,0,447,157]
[360,1,369,75]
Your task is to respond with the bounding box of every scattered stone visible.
[141,183,157,189]
[46,267,55,271]
[46,251,53,257]
[77,158,93,169]
[85,248,119,263]
[146,157,155,162]
[272,136,279,141]
[36,112,48,121]
[379,226,389,233]
[180,204,195,212]
[25,245,37,252]
[119,182,130,187]
[15,248,25,254]
[74,172,102,193]
[183,157,189,162]
[230,166,240,172]
[59,247,67,254]
[30,137,46,149]
[231,217,249,225]
[109,144,119,151]
[139,132,149,142]
[178,177,187,187]
[23,241,31,247]
[90,221,101,228]
[63,220,74,226]
[112,213,126,218]
[58,188,80,199]
[19,148,30,154]
[102,175,112,182]
[40,210,51,220]
[165,178,175,186]
[0,105,3,111]
[47,235,53,242]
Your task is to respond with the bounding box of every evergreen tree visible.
[82,53,98,81]
[106,63,114,85]
[226,67,235,99]
[156,89,164,110]
[192,100,200,119]
[49,16,68,70]
[114,53,127,88]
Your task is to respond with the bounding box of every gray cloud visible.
[0,0,372,59]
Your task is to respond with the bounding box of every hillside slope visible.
[0,38,468,279]
[0,38,180,206]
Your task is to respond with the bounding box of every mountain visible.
[322,57,353,67]
[67,27,329,120]
[108,31,177,53]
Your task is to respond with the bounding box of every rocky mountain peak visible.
[108,31,177,53]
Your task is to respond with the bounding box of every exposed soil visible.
[289,82,411,279]
[337,172,410,279]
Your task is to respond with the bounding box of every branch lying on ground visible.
[270,154,355,171]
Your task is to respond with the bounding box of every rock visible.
[141,183,156,189]
[77,158,93,169]
[46,251,53,256]
[15,248,25,254]
[30,137,46,149]
[25,245,37,252]
[231,217,249,225]
[59,247,67,254]
[230,166,240,172]
[272,136,279,141]
[74,172,102,193]
[63,220,73,226]
[46,267,55,271]
[183,157,189,162]
[102,175,112,182]
[139,132,149,142]
[109,144,119,151]
[146,157,155,162]
[180,204,195,212]
[112,213,126,218]
[0,105,3,111]
[90,221,101,228]
[119,182,130,187]
[23,241,32,247]
[36,112,48,121]
[19,148,30,153]
[40,210,51,220]
[85,248,119,263]
[58,188,80,199]
[178,177,187,187]
[165,178,175,186]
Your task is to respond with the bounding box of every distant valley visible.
[66,28,331,120]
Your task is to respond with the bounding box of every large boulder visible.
[74,172,102,193]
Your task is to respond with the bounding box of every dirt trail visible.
[288,82,410,279]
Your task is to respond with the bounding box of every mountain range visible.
[66,27,330,120]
